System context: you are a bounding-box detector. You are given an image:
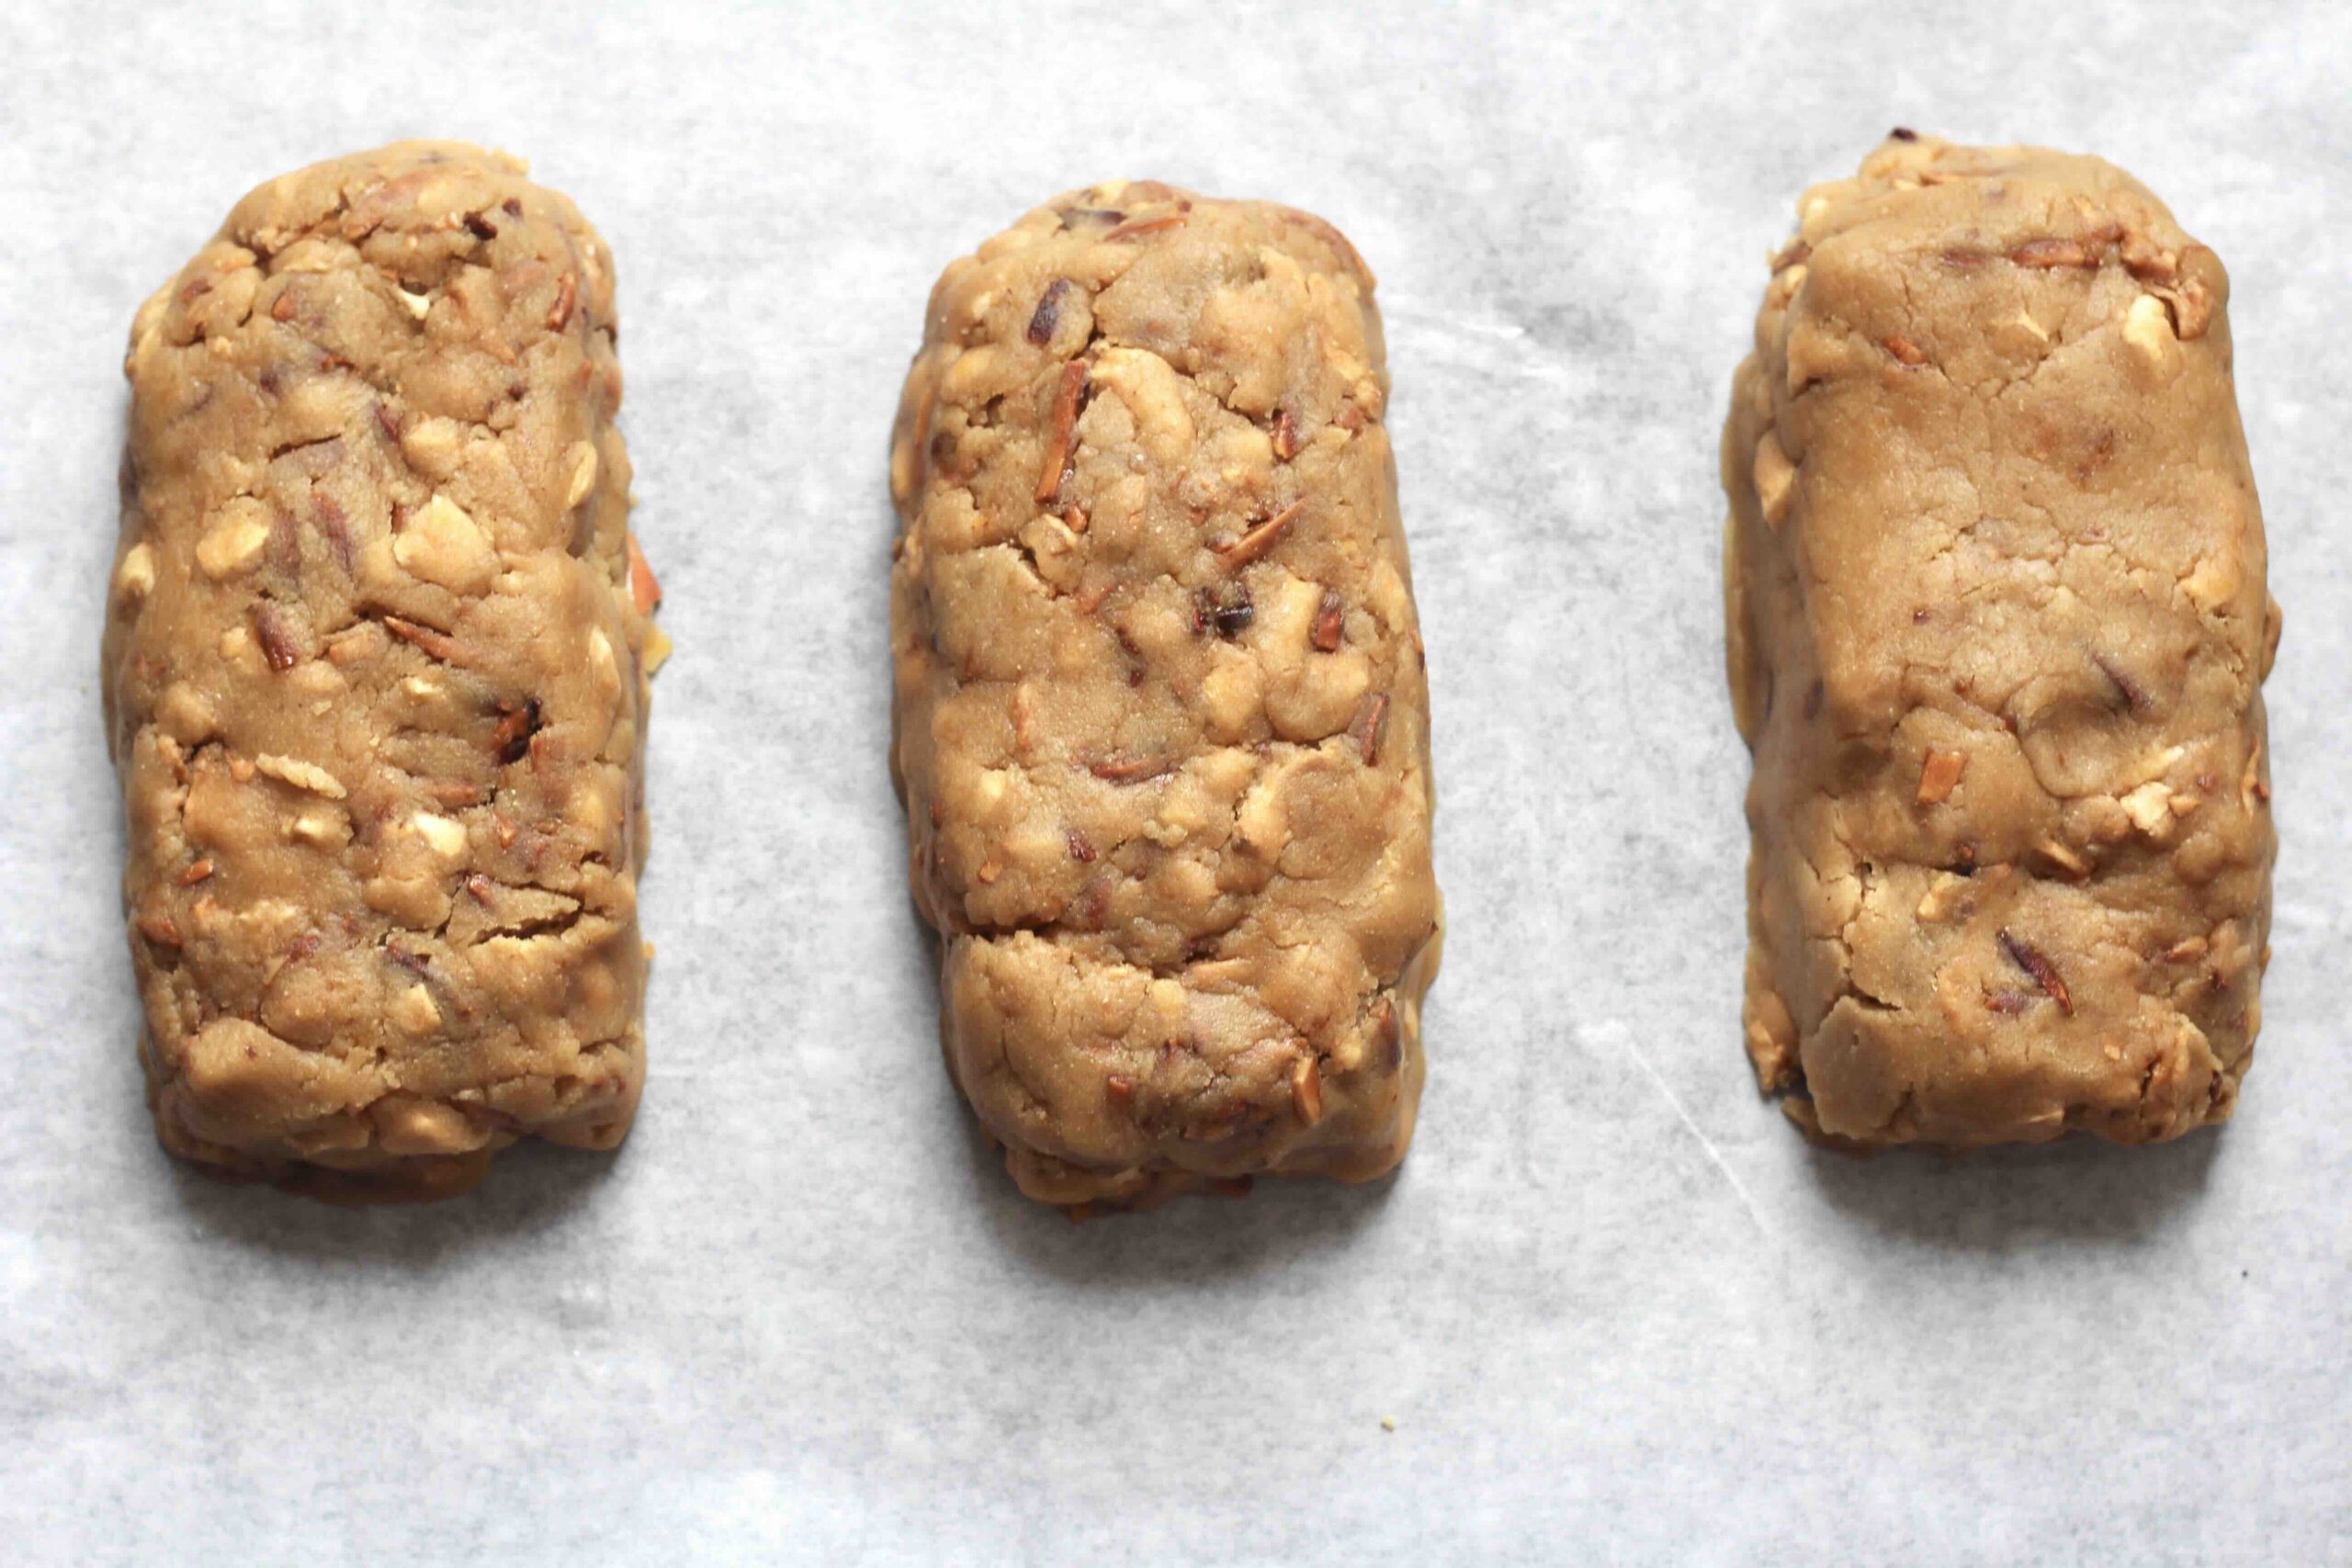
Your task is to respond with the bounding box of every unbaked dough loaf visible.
[102,142,662,1201]
[1724,133,2278,1148]
[889,183,1442,1208]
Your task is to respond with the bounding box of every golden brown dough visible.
[1724,133,2278,1149]
[889,183,1442,1209]
[102,142,663,1201]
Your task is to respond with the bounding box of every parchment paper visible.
[2,2,2346,1562]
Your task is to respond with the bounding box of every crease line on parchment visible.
[1609,1024,1770,1235]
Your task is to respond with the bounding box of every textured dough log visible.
[102,142,663,1201]
[1724,134,2278,1149]
[889,183,1442,1208]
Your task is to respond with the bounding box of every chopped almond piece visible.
[1998,929,2074,1016]
[1291,1055,1324,1125]
[627,531,662,615]
[382,615,464,665]
[2033,837,2092,880]
[1917,749,1965,806]
[1311,589,1344,653]
[1103,212,1188,243]
[1024,277,1069,345]
[2013,237,2098,269]
[1086,753,1172,784]
[1271,408,1299,461]
[1034,359,1088,504]
[1349,693,1391,765]
[546,270,577,331]
[1216,499,1304,568]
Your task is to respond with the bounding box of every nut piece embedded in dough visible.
[1917,749,1967,806]
[254,751,346,799]
[407,811,469,859]
[196,499,273,581]
[1291,1055,1324,1125]
[2032,836,2094,881]
[393,493,501,594]
[587,626,620,691]
[400,416,464,478]
[1998,929,2075,1016]
[2120,781,2177,837]
[1916,872,1973,924]
[563,442,599,509]
[1752,433,1795,526]
[287,806,348,849]
[2122,293,2175,361]
[627,532,662,615]
[115,542,157,603]
[390,984,442,1035]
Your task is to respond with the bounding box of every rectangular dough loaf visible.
[1724,134,2278,1148]
[102,142,661,1201]
[889,183,1442,1208]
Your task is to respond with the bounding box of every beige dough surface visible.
[1724,134,2278,1149]
[889,182,1442,1209]
[102,141,662,1201]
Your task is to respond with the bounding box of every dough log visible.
[1724,135,2278,1149]
[890,183,1442,1208]
[103,142,662,1201]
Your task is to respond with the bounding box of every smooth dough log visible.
[102,142,664,1201]
[1724,135,2278,1149]
[889,183,1443,1208]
